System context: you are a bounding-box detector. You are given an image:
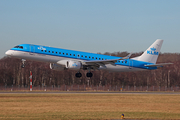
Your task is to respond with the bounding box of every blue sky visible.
[1,0,180,58]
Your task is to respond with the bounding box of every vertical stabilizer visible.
[137,39,163,63]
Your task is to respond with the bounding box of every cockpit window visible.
[14,46,23,49]
[14,46,19,48]
[19,46,23,49]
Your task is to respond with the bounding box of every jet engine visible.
[50,63,65,71]
[66,61,82,70]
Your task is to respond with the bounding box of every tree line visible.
[0,52,180,87]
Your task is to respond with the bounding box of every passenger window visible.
[73,54,75,56]
[49,51,50,53]
[78,55,80,57]
[52,51,54,53]
[63,53,64,55]
[92,57,94,59]
[56,52,57,54]
[41,50,43,52]
[81,55,83,57]
[102,58,104,60]
[99,58,101,60]
[45,50,47,52]
[59,52,61,54]
[66,53,68,55]
[85,56,87,58]
[89,56,91,58]
[96,57,97,59]
[70,54,72,56]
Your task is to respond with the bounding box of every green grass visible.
[0,93,179,120]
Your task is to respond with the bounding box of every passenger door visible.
[129,59,133,69]
[29,45,35,55]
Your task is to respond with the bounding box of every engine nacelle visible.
[67,61,82,70]
[50,63,65,71]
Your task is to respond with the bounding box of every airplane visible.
[5,39,172,78]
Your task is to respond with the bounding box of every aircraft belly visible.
[105,64,143,72]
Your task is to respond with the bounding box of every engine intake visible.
[50,63,65,71]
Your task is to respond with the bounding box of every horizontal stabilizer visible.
[145,63,173,67]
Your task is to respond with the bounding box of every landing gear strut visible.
[21,59,26,68]
[75,72,82,78]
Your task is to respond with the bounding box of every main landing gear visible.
[21,59,26,68]
[75,72,93,78]
[86,72,93,77]
[75,72,82,78]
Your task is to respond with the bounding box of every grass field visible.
[0,93,180,120]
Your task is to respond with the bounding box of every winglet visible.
[122,52,133,60]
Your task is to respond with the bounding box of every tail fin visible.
[135,39,163,63]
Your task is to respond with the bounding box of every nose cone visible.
[5,50,13,56]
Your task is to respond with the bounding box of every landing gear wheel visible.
[86,72,93,78]
[21,64,25,68]
[75,72,82,78]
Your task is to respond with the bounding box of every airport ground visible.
[0,92,180,120]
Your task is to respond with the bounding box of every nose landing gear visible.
[21,59,26,68]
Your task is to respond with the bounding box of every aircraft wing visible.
[144,63,173,67]
[82,52,133,68]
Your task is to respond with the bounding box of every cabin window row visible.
[118,60,127,64]
[41,50,107,60]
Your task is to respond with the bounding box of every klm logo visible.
[72,63,77,67]
[147,47,159,55]
[38,46,46,50]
